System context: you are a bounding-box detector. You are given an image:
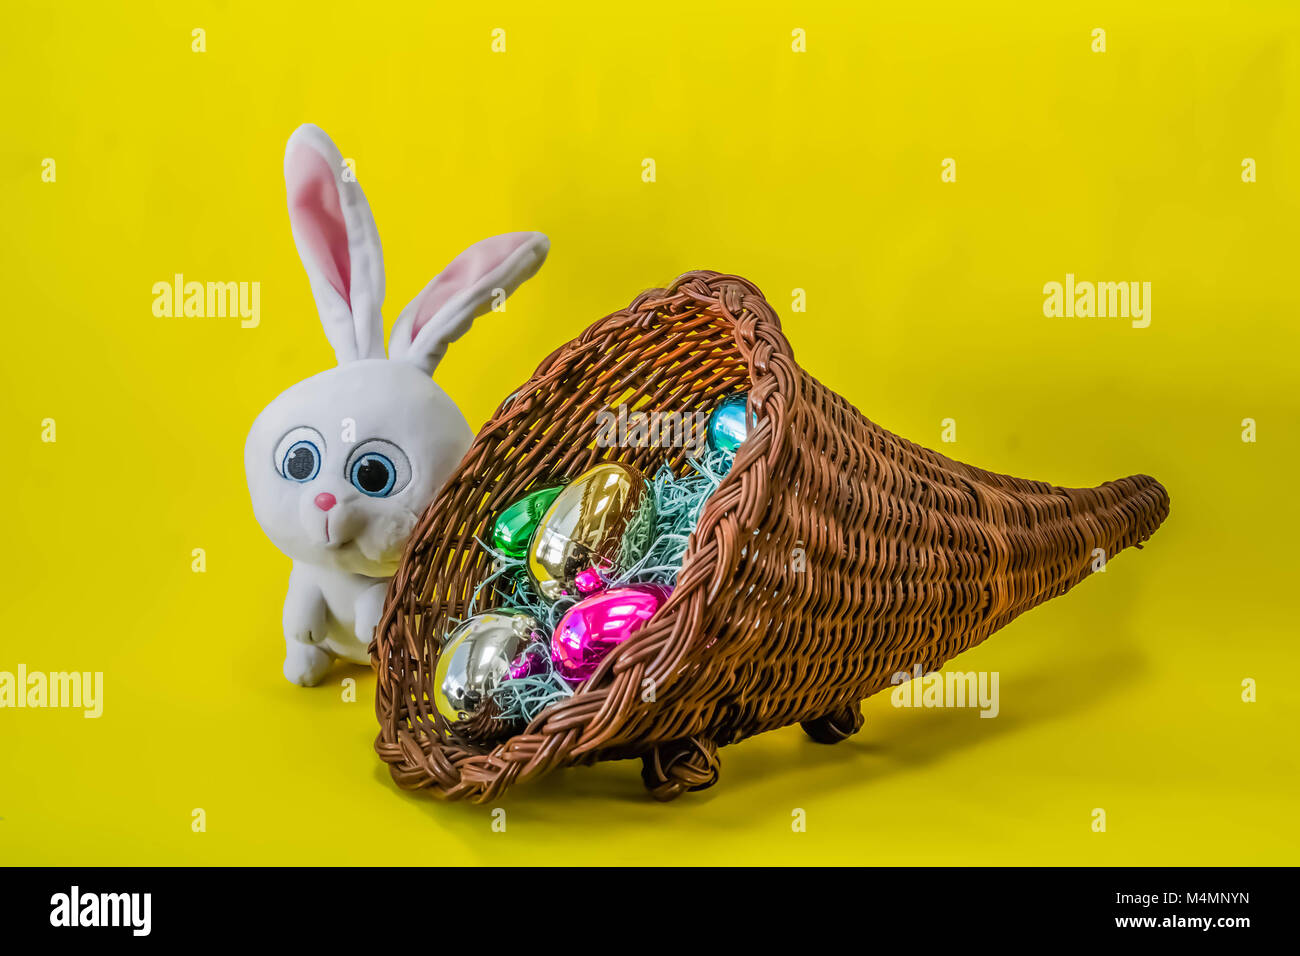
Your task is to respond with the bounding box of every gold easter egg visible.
[527,462,655,601]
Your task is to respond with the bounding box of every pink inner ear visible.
[409,233,535,341]
[286,143,351,305]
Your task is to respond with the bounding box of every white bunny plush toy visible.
[245,124,548,686]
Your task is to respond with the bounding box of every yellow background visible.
[2,1,1297,865]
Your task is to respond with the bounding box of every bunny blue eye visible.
[283,441,321,482]
[345,439,412,498]
[273,426,327,483]
[351,453,395,497]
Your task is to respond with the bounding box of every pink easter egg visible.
[551,585,671,682]
[506,644,548,681]
[574,567,604,594]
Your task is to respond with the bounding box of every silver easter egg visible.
[434,611,542,722]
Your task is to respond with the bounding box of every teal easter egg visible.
[708,393,754,454]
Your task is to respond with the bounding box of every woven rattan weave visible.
[374,271,1169,802]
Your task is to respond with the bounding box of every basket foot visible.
[801,704,865,744]
[641,737,720,801]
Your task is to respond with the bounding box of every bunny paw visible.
[354,583,388,644]
[288,623,325,646]
[283,641,332,687]
[283,580,328,646]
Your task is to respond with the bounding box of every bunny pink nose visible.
[314,492,337,512]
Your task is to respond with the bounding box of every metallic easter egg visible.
[491,486,563,558]
[527,462,655,601]
[707,393,755,454]
[434,611,543,722]
[573,567,604,594]
[506,642,549,681]
[551,585,672,682]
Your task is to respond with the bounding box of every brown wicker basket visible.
[373,270,1169,802]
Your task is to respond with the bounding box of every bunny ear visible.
[283,124,385,364]
[388,232,549,374]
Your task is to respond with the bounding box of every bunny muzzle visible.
[296,486,416,569]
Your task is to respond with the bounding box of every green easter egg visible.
[492,486,563,557]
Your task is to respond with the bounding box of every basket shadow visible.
[691,568,1156,813]
[716,640,1148,810]
[372,624,1147,834]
